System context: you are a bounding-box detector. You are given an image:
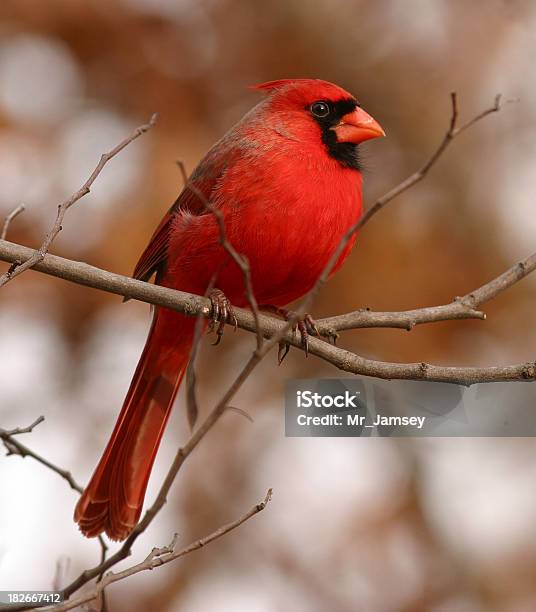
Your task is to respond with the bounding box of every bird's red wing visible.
[132,149,233,282]
[132,210,174,282]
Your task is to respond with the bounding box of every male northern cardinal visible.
[74,79,384,540]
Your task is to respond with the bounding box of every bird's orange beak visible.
[333,107,385,144]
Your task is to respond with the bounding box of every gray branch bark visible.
[1,238,535,386]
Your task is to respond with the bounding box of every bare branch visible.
[177,160,263,351]
[177,160,263,429]
[452,93,502,137]
[0,417,109,599]
[316,251,536,336]
[175,161,262,427]
[1,204,25,240]
[358,92,502,230]
[1,238,535,386]
[0,114,158,288]
[1,417,82,494]
[303,341,536,386]
[168,162,248,429]
[1,415,44,436]
[45,490,272,612]
[185,275,216,429]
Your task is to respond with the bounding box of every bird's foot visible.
[208,289,237,345]
[260,305,318,364]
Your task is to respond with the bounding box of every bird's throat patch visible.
[312,97,362,170]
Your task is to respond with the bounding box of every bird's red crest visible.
[251,79,312,92]
[250,79,356,106]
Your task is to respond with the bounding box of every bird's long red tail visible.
[74,309,194,541]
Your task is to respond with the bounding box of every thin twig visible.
[185,274,216,429]
[0,417,109,597]
[0,114,158,288]
[2,415,44,436]
[1,204,25,240]
[358,92,502,230]
[1,417,82,493]
[43,490,272,612]
[177,160,264,351]
[176,159,264,426]
[315,253,534,336]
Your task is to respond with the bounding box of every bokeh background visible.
[1,1,536,610]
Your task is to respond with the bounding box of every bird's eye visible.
[310,101,330,118]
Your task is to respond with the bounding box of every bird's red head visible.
[252,78,385,169]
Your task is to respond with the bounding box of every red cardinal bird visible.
[74,79,384,540]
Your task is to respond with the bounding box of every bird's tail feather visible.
[74,309,194,541]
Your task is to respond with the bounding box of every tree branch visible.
[316,252,536,337]
[1,204,25,240]
[43,490,272,612]
[0,114,157,288]
[1,238,534,386]
[0,417,109,588]
[1,416,82,493]
[357,92,502,229]
[175,160,263,428]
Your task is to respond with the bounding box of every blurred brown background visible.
[1,1,536,610]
